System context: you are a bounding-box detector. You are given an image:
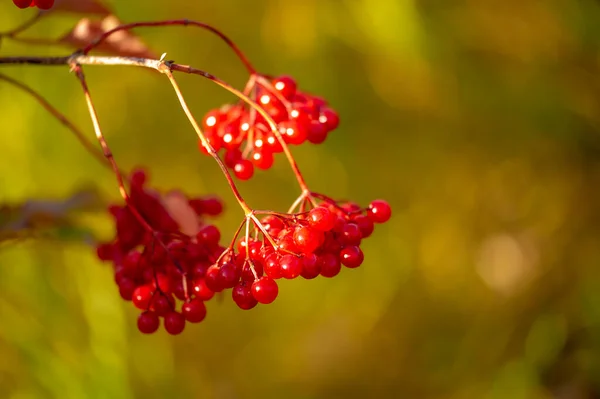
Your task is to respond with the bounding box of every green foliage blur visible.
[1,0,600,398]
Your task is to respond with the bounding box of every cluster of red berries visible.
[12,0,54,10]
[96,169,226,335]
[198,75,340,180]
[204,197,392,310]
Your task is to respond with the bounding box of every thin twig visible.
[0,72,115,172]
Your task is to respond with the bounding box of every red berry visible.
[367,200,392,223]
[191,278,215,301]
[251,277,279,304]
[13,0,32,8]
[132,285,154,310]
[118,278,136,300]
[340,246,364,268]
[252,149,274,170]
[340,223,362,246]
[182,298,207,323]
[197,224,221,246]
[293,226,324,254]
[264,254,283,279]
[319,108,339,131]
[352,214,375,238]
[308,207,336,231]
[233,159,254,180]
[319,253,341,278]
[300,254,321,279]
[279,254,303,279]
[137,311,160,334]
[33,0,54,9]
[272,75,297,99]
[164,311,186,335]
[151,294,174,316]
[232,283,258,310]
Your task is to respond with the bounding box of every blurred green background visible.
[2,0,600,398]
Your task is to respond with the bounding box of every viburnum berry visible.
[12,0,31,9]
[182,298,207,323]
[132,285,154,310]
[367,200,392,224]
[137,311,160,334]
[279,254,302,279]
[164,311,186,335]
[251,276,279,304]
[33,0,54,10]
[340,246,364,268]
[232,283,258,310]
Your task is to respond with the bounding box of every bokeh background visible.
[1,0,600,398]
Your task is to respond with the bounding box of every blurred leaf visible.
[59,15,157,58]
[0,187,103,243]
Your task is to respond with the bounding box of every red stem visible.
[79,19,256,74]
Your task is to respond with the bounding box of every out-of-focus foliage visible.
[1,0,600,398]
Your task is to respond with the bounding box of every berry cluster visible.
[96,169,226,335]
[199,75,340,180]
[12,0,54,10]
[205,196,392,311]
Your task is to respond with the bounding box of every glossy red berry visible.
[251,277,279,304]
[182,298,207,323]
[272,75,297,99]
[319,253,342,278]
[308,207,336,231]
[367,200,392,223]
[300,254,321,279]
[132,285,154,310]
[164,311,186,335]
[279,254,303,279]
[340,246,364,268]
[13,0,32,9]
[33,0,54,9]
[233,159,254,180]
[137,311,160,334]
[151,295,174,316]
[293,226,324,254]
[232,283,258,310]
[191,279,215,301]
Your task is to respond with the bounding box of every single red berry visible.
[33,0,54,10]
[233,159,254,180]
[232,283,258,310]
[251,277,279,304]
[151,294,174,316]
[205,264,224,292]
[319,108,340,131]
[132,285,154,310]
[252,149,274,170]
[264,254,283,279]
[164,311,186,335]
[118,277,136,301]
[319,253,342,278]
[340,246,364,268]
[300,254,321,279]
[340,223,362,246]
[293,226,324,254]
[13,0,31,8]
[197,224,221,246]
[272,75,297,99]
[218,261,241,288]
[367,200,392,223]
[352,214,375,238]
[308,207,336,231]
[182,298,207,323]
[191,278,215,301]
[137,311,160,334]
[224,148,242,168]
[279,254,303,279]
